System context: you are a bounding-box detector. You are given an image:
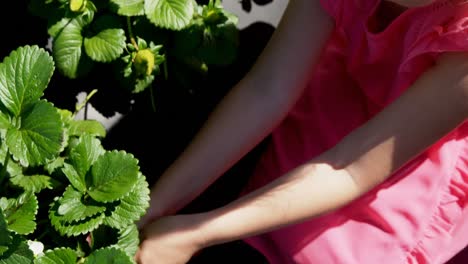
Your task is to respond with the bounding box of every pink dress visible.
[241,0,468,263]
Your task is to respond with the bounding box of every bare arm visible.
[141,0,334,223]
[168,52,468,246]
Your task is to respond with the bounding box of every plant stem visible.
[127,17,139,50]
[75,89,98,118]
[84,101,88,120]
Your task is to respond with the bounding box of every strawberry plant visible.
[28,0,239,108]
[0,45,150,263]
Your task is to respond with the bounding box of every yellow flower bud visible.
[70,0,86,12]
[134,49,155,76]
[204,10,221,24]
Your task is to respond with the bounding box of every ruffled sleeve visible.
[401,0,468,72]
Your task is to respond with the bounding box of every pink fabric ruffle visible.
[406,125,468,263]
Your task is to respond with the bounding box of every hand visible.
[135,215,205,264]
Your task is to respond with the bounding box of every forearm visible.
[147,0,334,217]
[186,53,468,247]
[149,77,298,216]
[195,161,360,246]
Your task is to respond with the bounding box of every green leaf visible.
[172,23,204,56]
[83,247,133,264]
[133,75,154,93]
[44,157,66,176]
[61,164,86,192]
[86,151,139,203]
[48,19,71,39]
[63,135,105,192]
[68,120,106,138]
[9,175,59,194]
[145,0,193,30]
[0,208,12,256]
[0,245,7,256]
[0,194,38,235]
[0,113,11,131]
[6,101,64,167]
[52,16,93,79]
[71,133,105,167]
[103,173,149,229]
[34,248,78,264]
[58,109,73,124]
[84,29,126,63]
[0,234,34,264]
[0,46,54,117]
[0,254,32,264]
[56,186,106,222]
[0,145,22,183]
[198,23,238,65]
[114,225,139,258]
[49,199,105,237]
[110,0,145,16]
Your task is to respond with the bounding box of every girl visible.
[136,0,468,263]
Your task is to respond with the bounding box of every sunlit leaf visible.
[0,46,54,117]
[34,248,78,264]
[56,186,106,222]
[6,101,64,167]
[0,208,12,257]
[84,247,133,264]
[68,120,106,138]
[114,224,139,258]
[9,175,59,193]
[0,194,38,235]
[63,135,105,191]
[110,0,144,16]
[52,16,93,79]
[103,173,149,229]
[49,199,105,237]
[86,151,139,203]
[84,29,126,62]
[145,0,193,30]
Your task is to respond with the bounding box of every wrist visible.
[176,212,226,251]
[189,210,229,248]
[172,213,212,250]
